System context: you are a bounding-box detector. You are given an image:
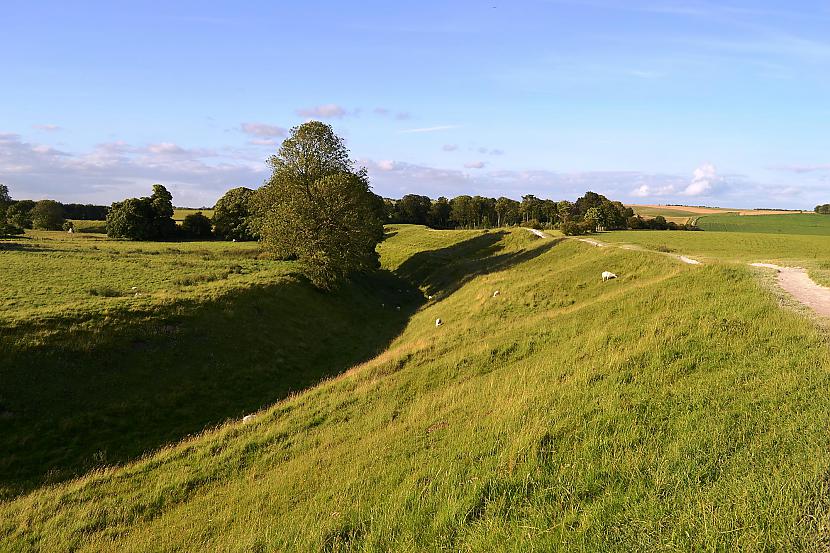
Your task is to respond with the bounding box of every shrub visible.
[181,212,213,239]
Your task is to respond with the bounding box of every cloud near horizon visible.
[0,132,266,207]
[631,164,724,198]
[0,131,820,210]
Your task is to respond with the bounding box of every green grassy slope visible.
[0,230,418,497]
[3,225,830,550]
[697,213,830,234]
[599,229,830,287]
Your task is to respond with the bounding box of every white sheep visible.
[493,290,500,297]
[602,271,617,282]
[242,414,255,423]
[435,318,443,327]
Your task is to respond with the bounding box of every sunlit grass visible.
[2,225,830,550]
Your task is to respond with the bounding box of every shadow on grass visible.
[0,230,555,498]
[0,270,422,498]
[394,231,563,297]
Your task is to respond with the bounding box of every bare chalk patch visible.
[750,263,830,317]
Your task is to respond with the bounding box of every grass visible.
[3,225,830,550]
[0,229,418,499]
[599,226,830,287]
[698,213,830,235]
[69,219,107,233]
[173,208,214,221]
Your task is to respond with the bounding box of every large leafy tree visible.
[255,121,384,289]
[213,187,257,241]
[7,200,35,229]
[106,184,177,240]
[31,200,66,230]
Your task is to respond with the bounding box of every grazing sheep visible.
[493,290,500,297]
[602,271,617,282]
[243,414,255,423]
[428,295,433,300]
[435,318,443,327]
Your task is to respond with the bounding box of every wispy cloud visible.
[398,125,459,134]
[464,161,486,169]
[32,124,61,132]
[240,122,286,137]
[442,144,459,152]
[296,104,349,119]
[769,163,830,174]
[373,107,411,120]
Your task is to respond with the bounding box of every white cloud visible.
[464,161,486,169]
[442,144,459,151]
[376,160,398,171]
[32,124,61,132]
[684,163,719,195]
[0,132,265,206]
[296,104,348,119]
[240,122,287,138]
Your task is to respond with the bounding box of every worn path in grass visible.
[529,229,830,318]
[751,263,830,317]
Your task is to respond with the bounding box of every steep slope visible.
[3,226,830,551]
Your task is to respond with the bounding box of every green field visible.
[173,208,214,221]
[3,225,830,550]
[628,205,705,218]
[697,213,830,235]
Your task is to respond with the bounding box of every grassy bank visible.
[3,225,830,550]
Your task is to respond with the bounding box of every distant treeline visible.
[381,191,699,235]
[815,204,830,215]
[60,203,109,220]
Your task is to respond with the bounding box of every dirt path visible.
[750,263,830,317]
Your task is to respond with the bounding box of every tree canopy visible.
[106,185,177,240]
[255,121,384,289]
[31,200,66,230]
[213,187,257,241]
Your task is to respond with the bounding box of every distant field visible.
[173,208,214,221]
[69,219,106,233]
[697,213,830,235]
[629,205,804,226]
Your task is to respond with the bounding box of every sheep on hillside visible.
[602,271,617,282]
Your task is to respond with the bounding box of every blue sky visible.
[2,0,829,208]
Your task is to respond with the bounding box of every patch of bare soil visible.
[750,263,830,317]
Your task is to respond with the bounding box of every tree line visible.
[815,204,830,215]
[382,191,699,234]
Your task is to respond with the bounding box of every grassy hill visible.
[697,213,830,235]
[3,225,830,550]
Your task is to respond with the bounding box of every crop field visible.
[3,224,830,550]
[697,213,830,235]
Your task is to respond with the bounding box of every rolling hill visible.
[3,225,830,550]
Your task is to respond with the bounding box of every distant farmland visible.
[697,213,830,235]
